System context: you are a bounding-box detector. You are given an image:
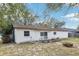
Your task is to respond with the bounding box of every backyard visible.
[0,38,79,56]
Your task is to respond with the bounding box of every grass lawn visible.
[0,38,79,56]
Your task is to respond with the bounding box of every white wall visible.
[48,31,68,39]
[14,29,68,43]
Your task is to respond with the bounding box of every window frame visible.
[53,32,56,35]
[40,32,48,36]
[24,31,30,36]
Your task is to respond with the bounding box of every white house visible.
[13,24,69,43]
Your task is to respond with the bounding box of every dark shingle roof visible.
[13,24,68,31]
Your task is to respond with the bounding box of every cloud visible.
[60,13,79,21]
[69,18,79,21]
[65,25,77,29]
[64,13,79,18]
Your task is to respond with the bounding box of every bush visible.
[56,37,59,39]
[2,35,11,43]
[1,24,13,43]
[63,42,73,47]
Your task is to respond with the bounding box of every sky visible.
[27,3,79,29]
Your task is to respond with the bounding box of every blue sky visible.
[27,3,79,29]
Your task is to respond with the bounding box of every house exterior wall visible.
[48,31,68,39]
[14,29,68,43]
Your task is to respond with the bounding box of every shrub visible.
[56,37,59,39]
[41,40,49,43]
[2,35,11,43]
[1,24,13,43]
[63,42,73,47]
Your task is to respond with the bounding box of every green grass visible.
[0,38,79,56]
[61,37,79,43]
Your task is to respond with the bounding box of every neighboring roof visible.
[75,29,79,32]
[61,28,76,32]
[13,24,68,31]
[63,28,79,32]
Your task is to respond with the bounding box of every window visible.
[40,32,43,36]
[40,32,47,36]
[24,31,30,36]
[53,32,56,35]
[44,32,47,36]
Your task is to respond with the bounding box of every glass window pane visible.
[24,31,30,36]
[53,32,56,35]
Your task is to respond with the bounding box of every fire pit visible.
[63,42,73,47]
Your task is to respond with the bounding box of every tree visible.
[0,3,35,43]
[41,17,65,28]
[0,3,38,31]
[46,3,79,15]
[42,3,79,29]
[0,3,38,26]
[46,3,79,12]
[24,13,39,25]
[46,3,64,11]
[54,21,65,28]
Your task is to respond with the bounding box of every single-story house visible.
[12,24,69,43]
